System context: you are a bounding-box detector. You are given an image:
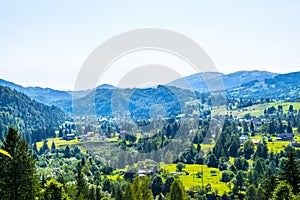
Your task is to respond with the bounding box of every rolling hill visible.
[0,86,65,143]
[167,70,277,92]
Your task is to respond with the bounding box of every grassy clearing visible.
[36,138,79,150]
[213,102,300,117]
[162,164,230,195]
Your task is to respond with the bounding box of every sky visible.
[0,0,300,90]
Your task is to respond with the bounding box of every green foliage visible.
[76,168,88,198]
[280,148,300,193]
[271,181,294,200]
[167,179,187,200]
[151,175,163,197]
[243,140,255,159]
[176,163,185,172]
[42,178,63,200]
[0,86,65,143]
[220,170,234,183]
[124,183,136,200]
[0,127,38,199]
[206,153,218,168]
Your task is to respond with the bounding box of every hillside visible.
[226,71,300,101]
[72,85,199,118]
[0,79,71,106]
[0,86,65,143]
[167,70,277,92]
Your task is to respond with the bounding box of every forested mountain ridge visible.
[1,70,299,117]
[226,71,300,101]
[167,70,277,91]
[0,86,65,143]
[72,85,199,118]
[0,78,71,106]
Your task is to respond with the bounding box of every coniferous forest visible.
[1,72,300,199]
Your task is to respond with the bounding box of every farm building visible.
[276,133,294,141]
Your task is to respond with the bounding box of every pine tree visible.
[271,181,294,200]
[43,178,63,200]
[151,175,163,197]
[245,184,257,200]
[287,121,293,133]
[124,183,136,200]
[64,145,70,158]
[140,177,154,200]
[281,148,300,193]
[0,127,38,199]
[167,179,187,200]
[51,141,56,152]
[244,140,254,159]
[76,168,88,198]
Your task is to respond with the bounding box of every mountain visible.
[0,86,65,143]
[226,71,300,101]
[0,79,71,106]
[71,85,200,118]
[167,70,277,92]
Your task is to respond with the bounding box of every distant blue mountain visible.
[0,79,71,105]
[167,70,277,92]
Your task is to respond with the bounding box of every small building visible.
[240,135,249,145]
[276,133,294,141]
[64,133,76,140]
[138,170,147,177]
[251,139,261,145]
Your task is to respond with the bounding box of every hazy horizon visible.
[1,1,300,90]
[0,69,296,91]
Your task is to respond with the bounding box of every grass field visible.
[213,102,300,117]
[161,164,230,195]
[36,138,79,150]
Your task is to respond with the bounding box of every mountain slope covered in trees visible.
[167,70,277,91]
[0,86,65,143]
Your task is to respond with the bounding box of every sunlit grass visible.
[162,164,230,195]
[36,138,79,150]
[212,102,300,117]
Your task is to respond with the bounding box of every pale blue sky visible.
[0,0,300,90]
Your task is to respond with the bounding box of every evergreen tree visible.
[254,143,268,159]
[289,105,294,113]
[206,153,218,168]
[271,181,294,200]
[244,140,254,159]
[124,183,136,200]
[151,175,163,197]
[245,184,257,200]
[64,145,70,158]
[51,141,56,153]
[228,135,239,157]
[250,121,255,136]
[287,121,293,133]
[43,178,63,200]
[40,140,49,154]
[234,171,244,194]
[132,176,142,199]
[163,176,175,195]
[280,148,300,193]
[243,121,249,133]
[140,177,154,200]
[0,127,38,199]
[167,179,187,200]
[76,168,88,198]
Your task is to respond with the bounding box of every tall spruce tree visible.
[167,179,187,200]
[0,127,38,199]
[281,148,300,194]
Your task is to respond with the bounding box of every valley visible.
[1,70,300,199]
